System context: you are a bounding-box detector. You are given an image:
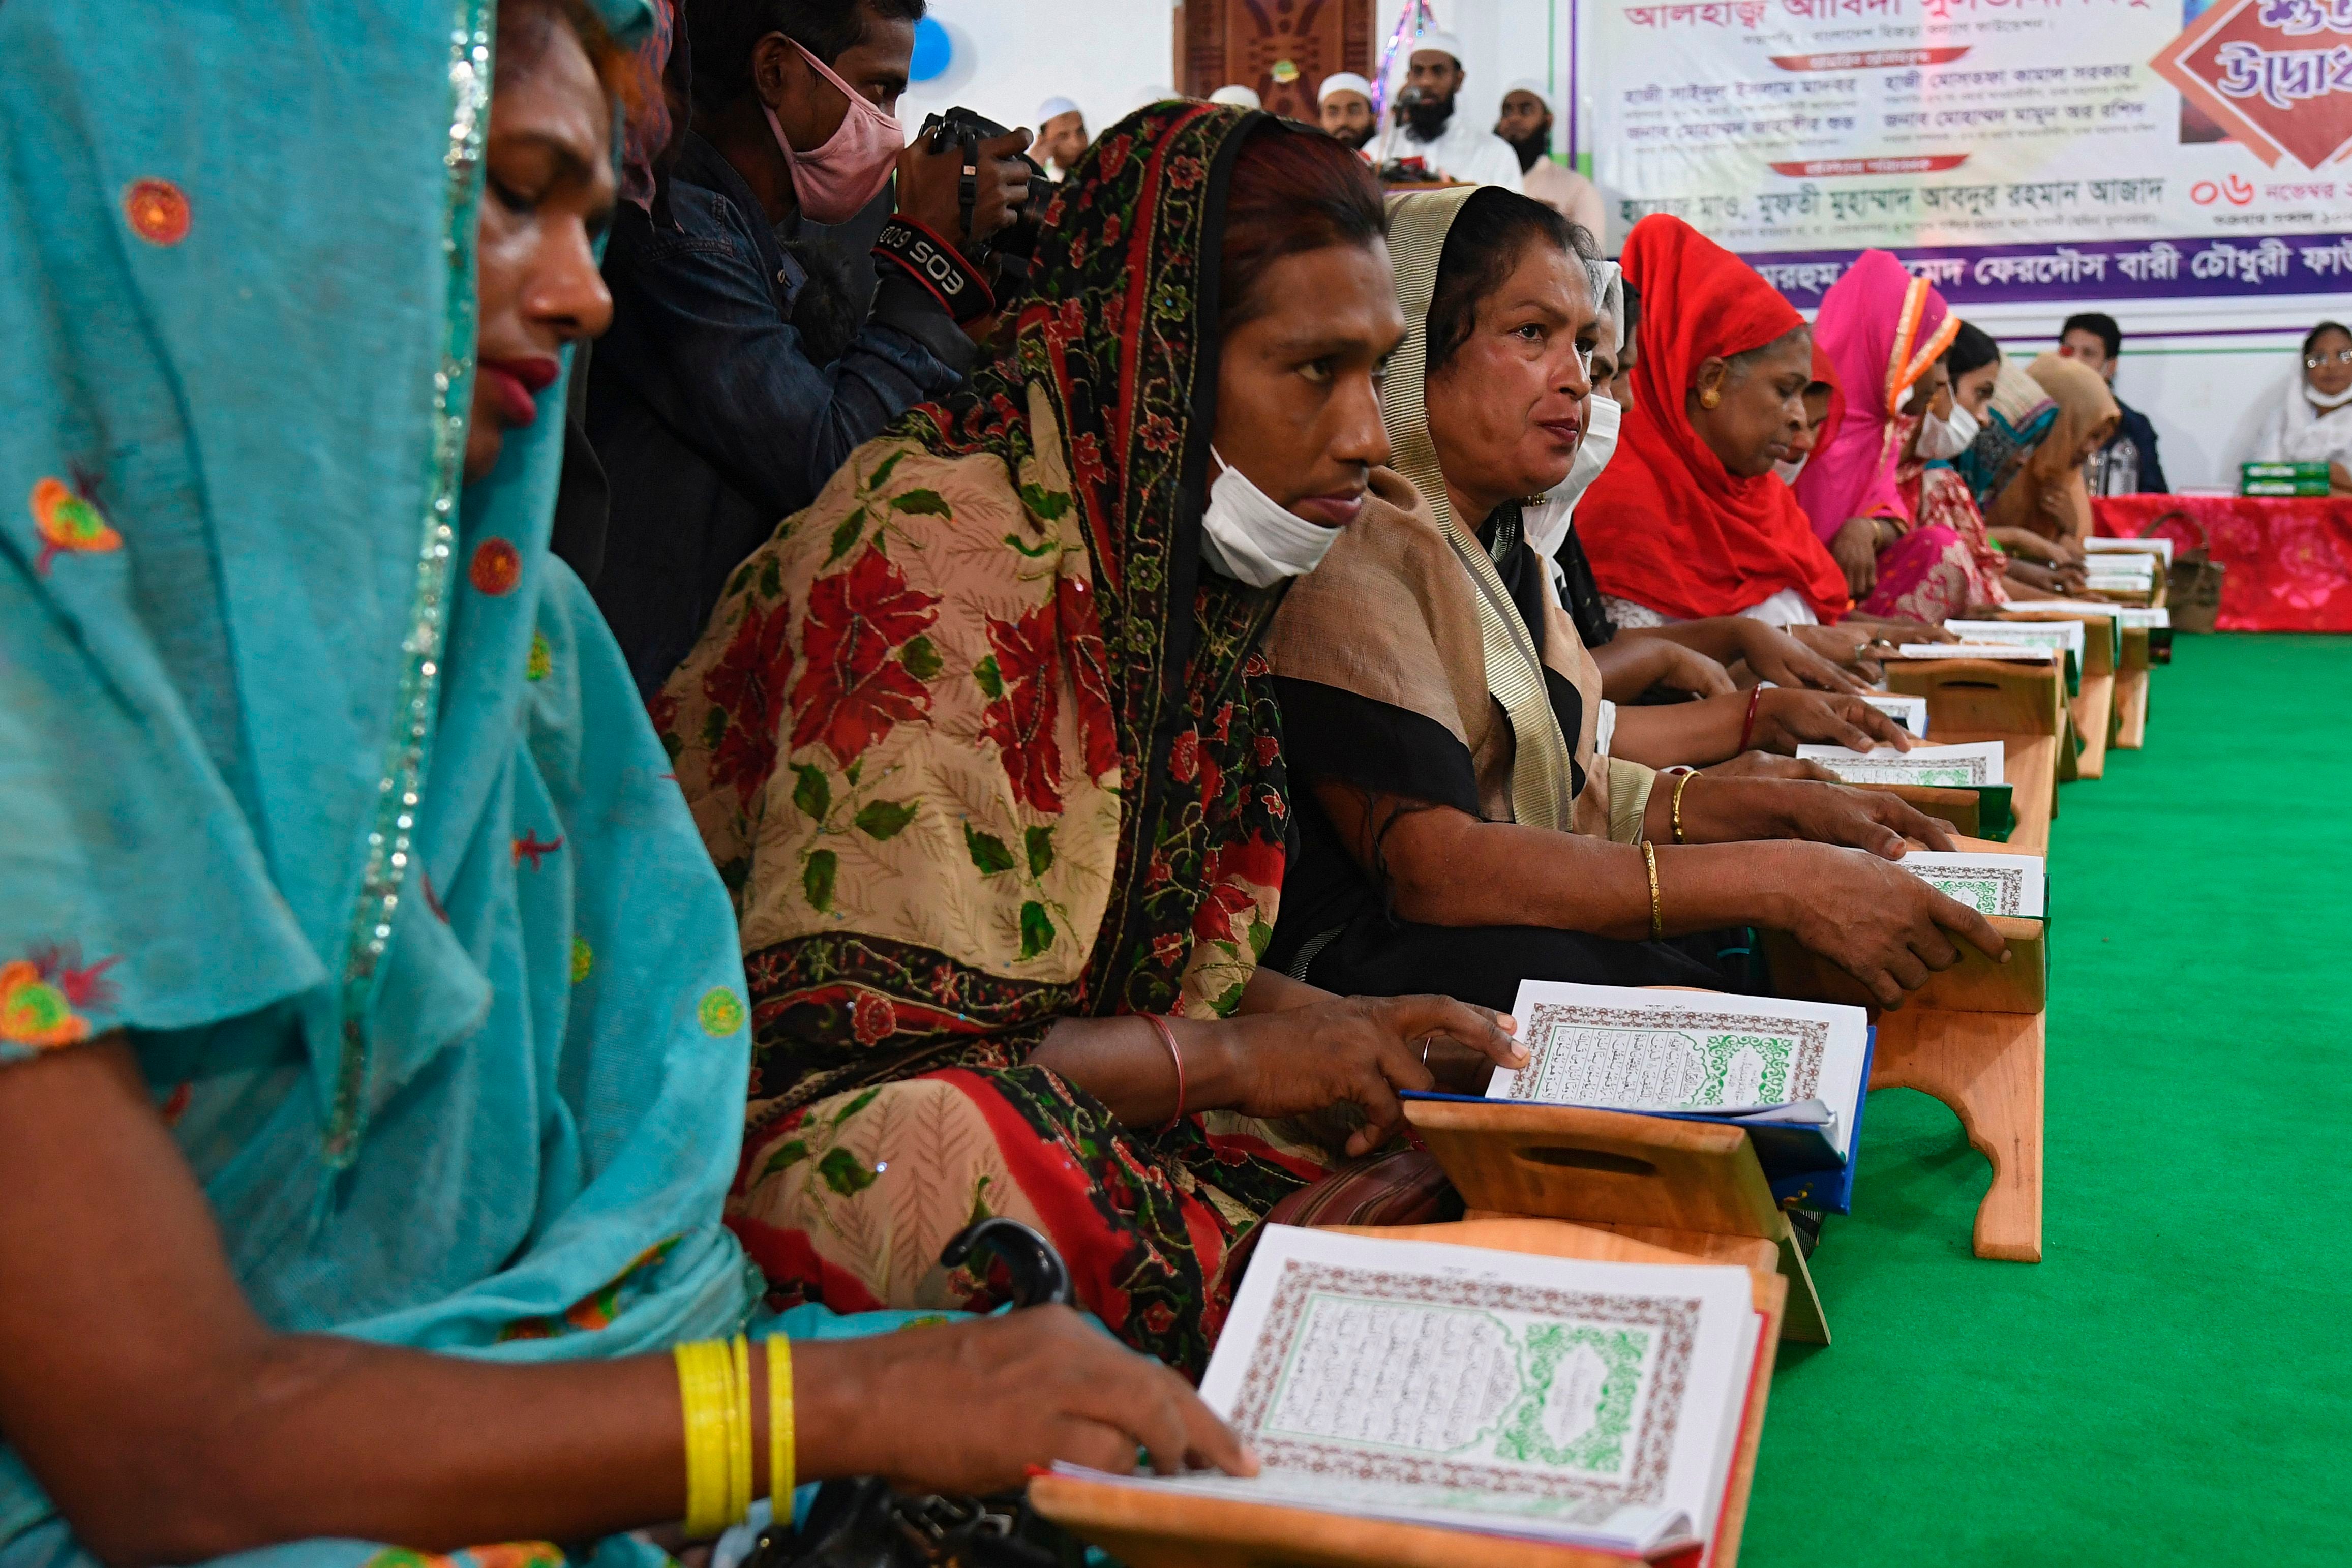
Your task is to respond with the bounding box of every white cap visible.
[1036,95,1080,124]
[1209,84,1263,109]
[1318,70,1375,104]
[1410,29,1465,65]
[1503,78,1554,113]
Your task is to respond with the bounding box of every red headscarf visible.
[1577,216,1849,623]
[1795,250,1958,544]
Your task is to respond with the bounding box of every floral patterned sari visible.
[1860,415,2012,623]
[658,104,1335,1375]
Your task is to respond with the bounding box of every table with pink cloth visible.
[2093,494,2352,633]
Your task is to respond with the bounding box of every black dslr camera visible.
[873,106,1046,325]
[916,106,1045,276]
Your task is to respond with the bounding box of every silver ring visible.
[1419,1036,1432,1065]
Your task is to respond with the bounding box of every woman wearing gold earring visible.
[1573,216,1883,678]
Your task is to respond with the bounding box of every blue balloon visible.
[910,16,953,82]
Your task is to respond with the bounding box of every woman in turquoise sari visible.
[0,2,1237,1561]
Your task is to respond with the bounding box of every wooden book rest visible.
[1030,1218,1789,1568]
[1401,1098,1831,1346]
[1883,657,2066,852]
[1761,836,2046,1262]
[1995,606,2118,780]
[2114,624,2153,750]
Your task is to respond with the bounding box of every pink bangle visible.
[1736,685,1764,754]
[1143,1014,1186,1129]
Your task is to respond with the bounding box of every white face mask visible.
[1198,448,1344,587]
[1525,393,1622,558]
[1773,455,1808,485]
[1916,400,1979,461]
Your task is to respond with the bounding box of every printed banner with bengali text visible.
[1743,229,2352,301]
[1591,0,2352,292]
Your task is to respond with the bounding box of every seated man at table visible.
[1370,32,1522,190]
[2060,311,2169,498]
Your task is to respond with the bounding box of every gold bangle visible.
[1644,841,1664,941]
[729,1333,755,1530]
[674,1340,736,1538]
[769,1335,796,1509]
[1671,770,1696,846]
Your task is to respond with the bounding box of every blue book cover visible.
[1402,1026,1877,1216]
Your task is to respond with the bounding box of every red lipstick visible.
[478,355,561,430]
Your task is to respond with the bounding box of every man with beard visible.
[1031,95,1089,180]
[1497,79,1605,245]
[1370,33,1521,190]
[1318,71,1377,150]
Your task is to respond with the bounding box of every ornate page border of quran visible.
[1906,863,2029,915]
[1506,1001,1829,1106]
[1226,1258,1701,1516]
[1798,743,2001,787]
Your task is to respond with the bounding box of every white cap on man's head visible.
[1410,29,1465,64]
[1503,78,1554,112]
[1209,84,1263,108]
[1036,95,1080,124]
[1318,70,1375,104]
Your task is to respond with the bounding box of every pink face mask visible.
[763,39,906,224]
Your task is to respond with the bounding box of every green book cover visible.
[2241,462,2331,497]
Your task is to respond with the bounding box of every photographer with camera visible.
[589,0,1033,696]
[1369,32,1521,191]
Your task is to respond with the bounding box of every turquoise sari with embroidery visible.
[0,2,900,1561]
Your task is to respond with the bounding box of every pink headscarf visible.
[1795,251,1959,544]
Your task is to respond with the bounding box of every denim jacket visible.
[587,133,976,695]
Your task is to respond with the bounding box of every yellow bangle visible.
[1644,841,1664,941]
[1671,770,1696,846]
[674,1340,737,1538]
[768,1335,796,1510]
[729,1333,755,1530]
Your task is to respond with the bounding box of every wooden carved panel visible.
[1178,0,1373,123]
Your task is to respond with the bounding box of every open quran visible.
[1895,850,2046,917]
[1488,982,1871,1164]
[2084,556,2158,588]
[1943,618,2085,691]
[1796,739,2005,787]
[1056,1225,1766,1557]
[2087,535,2173,566]
[1889,643,2060,661]
[1946,617,2084,662]
[1859,692,1928,734]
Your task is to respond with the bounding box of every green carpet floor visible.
[1741,634,2351,1567]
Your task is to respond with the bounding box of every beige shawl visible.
[1267,184,1654,843]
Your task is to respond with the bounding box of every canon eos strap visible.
[872,214,996,325]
